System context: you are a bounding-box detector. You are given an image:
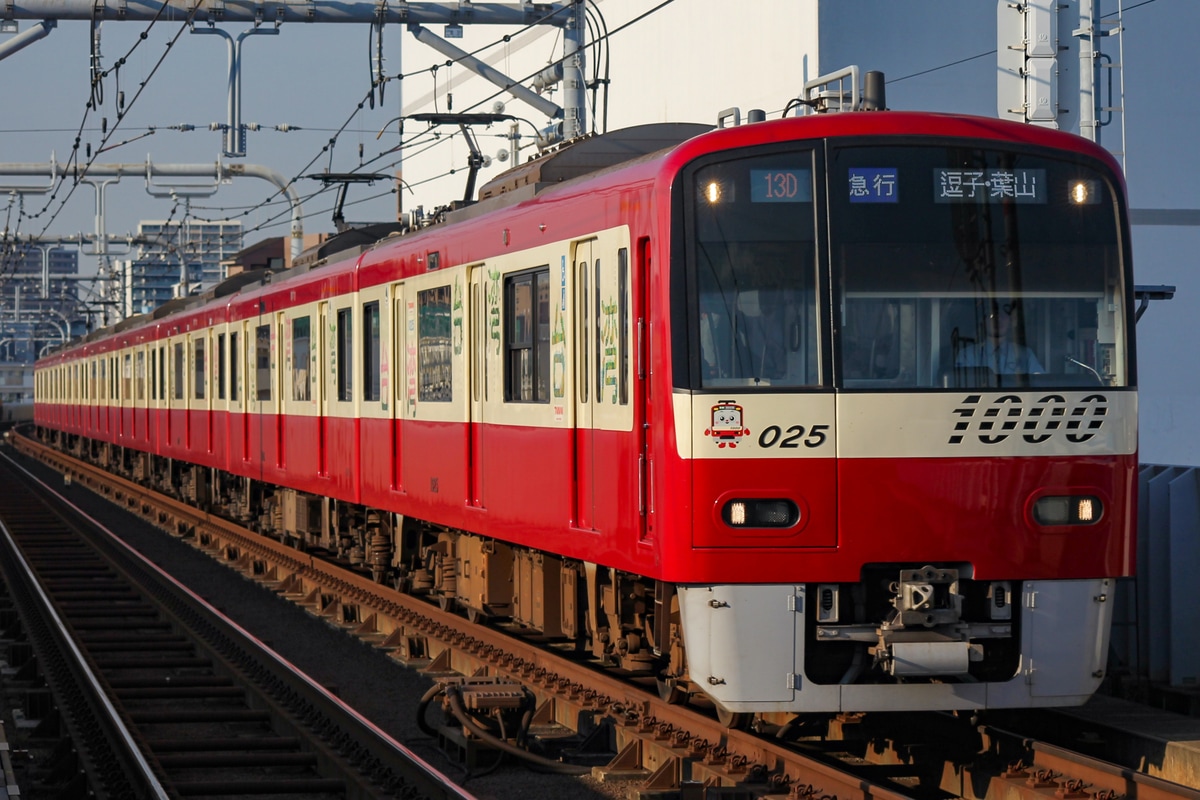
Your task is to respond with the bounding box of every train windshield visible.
[686,149,822,389]
[831,144,1130,390]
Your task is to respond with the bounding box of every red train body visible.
[35,111,1137,716]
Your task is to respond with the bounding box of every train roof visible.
[41,110,1122,363]
[476,122,714,202]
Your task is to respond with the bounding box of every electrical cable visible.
[235,0,677,236]
[2,2,200,279]
[443,684,592,776]
[6,0,680,278]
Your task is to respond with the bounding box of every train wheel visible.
[715,704,751,730]
[656,676,688,704]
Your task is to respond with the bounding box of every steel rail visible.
[973,724,1200,800]
[0,441,479,800]
[0,476,171,797]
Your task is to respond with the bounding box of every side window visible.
[194,338,206,400]
[229,332,239,402]
[157,346,165,400]
[217,333,226,400]
[505,267,550,403]
[255,324,272,401]
[337,307,353,402]
[173,344,184,400]
[136,351,145,401]
[362,301,381,402]
[149,351,157,400]
[418,286,452,402]
[123,354,132,400]
[292,316,311,401]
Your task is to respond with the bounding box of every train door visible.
[574,241,596,529]
[121,350,128,440]
[184,335,194,451]
[276,311,286,469]
[156,342,166,455]
[238,321,250,464]
[197,333,207,451]
[575,236,639,537]
[317,301,329,477]
[468,265,486,508]
[390,284,406,493]
[136,345,147,445]
[634,238,650,542]
[206,330,215,454]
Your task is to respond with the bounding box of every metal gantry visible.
[0,1,589,346]
[0,2,588,154]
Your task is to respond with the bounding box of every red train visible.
[34,109,1137,720]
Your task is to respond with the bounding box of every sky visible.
[1,0,1197,464]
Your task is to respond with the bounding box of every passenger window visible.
[505,268,550,403]
[194,339,206,400]
[336,308,353,402]
[229,333,239,403]
[362,301,381,402]
[173,344,184,400]
[217,334,226,401]
[255,325,272,401]
[418,286,452,402]
[292,316,311,401]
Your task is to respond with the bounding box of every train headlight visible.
[1032,495,1103,526]
[1068,179,1100,205]
[722,499,800,528]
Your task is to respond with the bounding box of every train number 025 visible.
[758,424,829,449]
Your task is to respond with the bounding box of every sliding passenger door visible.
[574,241,597,530]
[574,235,636,537]
[469,265,487,508]
[317,301,329,477]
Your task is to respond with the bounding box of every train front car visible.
[662,113,1135,715]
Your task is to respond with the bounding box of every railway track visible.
[5,429,1199,800]
[0,441,474,799]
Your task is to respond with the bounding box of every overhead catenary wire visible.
[3,0,684,286]
[187,0,667,226]
[152,1,579,233]
[1,0,201,279]
[0,3,566,273]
